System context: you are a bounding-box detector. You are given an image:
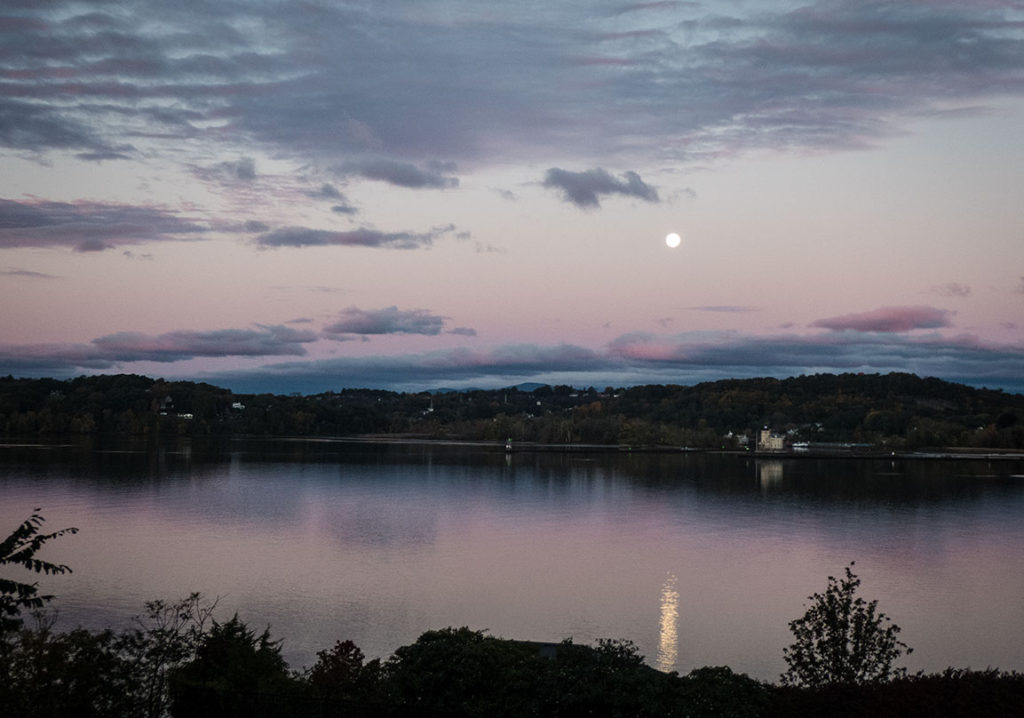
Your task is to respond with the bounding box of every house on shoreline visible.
[757,427,785,452]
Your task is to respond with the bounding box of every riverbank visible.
[311,434,1024,461]
[5,433,1024,464]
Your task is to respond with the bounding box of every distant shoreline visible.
[4,434,1023,462]
[286,434,1024,461]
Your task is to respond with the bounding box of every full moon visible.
[665,232,681,248]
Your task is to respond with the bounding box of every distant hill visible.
[1,372,1022,449]
[507,382,550,393]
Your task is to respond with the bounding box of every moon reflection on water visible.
[657,572,679,672]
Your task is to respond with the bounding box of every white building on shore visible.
[757,427,785,452]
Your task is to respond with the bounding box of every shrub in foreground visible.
[168,615,304,718]
[782,562,912,687]
[767,668,1024,718]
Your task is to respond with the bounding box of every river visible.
[1,437,1022,681]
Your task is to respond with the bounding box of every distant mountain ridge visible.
[430,383,550,394]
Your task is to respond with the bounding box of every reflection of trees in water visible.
[5,438,1023,508]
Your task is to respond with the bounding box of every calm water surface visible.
[1,438,1022,681]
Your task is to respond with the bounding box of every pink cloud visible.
[811,306,954,333]
[606,332,682,361]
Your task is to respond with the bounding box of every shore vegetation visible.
[2,372,1023,450]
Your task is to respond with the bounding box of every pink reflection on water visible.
[1,445,1023,681]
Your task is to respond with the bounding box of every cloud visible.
[0,345,118,374]
[600,330,1024,394]
[305,183,358,214]
[194,157,257,184]
[224,158,257,181]
[243,220,271,233]
[0,324,319,375]
[2,1,1023,170]
[447,327,478,337]
[609,2,685,17]
[305,183,344,200]
[4,324,1024,394]
[270,285,345,295]
[688,305,758,313]
[323,307,448,337]
[811,306,955,333]
[0,199,205,251]
[2,1,1024,398]
[543,168,658,208]
[197,329,1024,395]
[75,238,109,253]
[90,325,317,361]
[211,343,611,392]
[0,267,58,279]
[338,159,458,189]
[253,224,455,250]
[1017,277,1024,295]
[615,330,1005,385]
[75,147,135,162]
[931,282,972,298]
[0,98,124,156]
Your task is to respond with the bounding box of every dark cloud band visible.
[253,224,457,250]
[337,159,459,189]
[5,2,1021,169]
[6,325,1021,394]
[323,307,449,337]
[543,168,658,209]
[0,198,204,251]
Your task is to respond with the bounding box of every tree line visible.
[2,372,1023,449]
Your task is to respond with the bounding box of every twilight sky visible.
[2,0,1023,393]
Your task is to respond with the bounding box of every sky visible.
[2,0,1024,394]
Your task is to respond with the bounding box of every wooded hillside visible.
[1,372,1022,449]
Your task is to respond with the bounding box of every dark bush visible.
[767,668,1024,717]
[168,615,305,718]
